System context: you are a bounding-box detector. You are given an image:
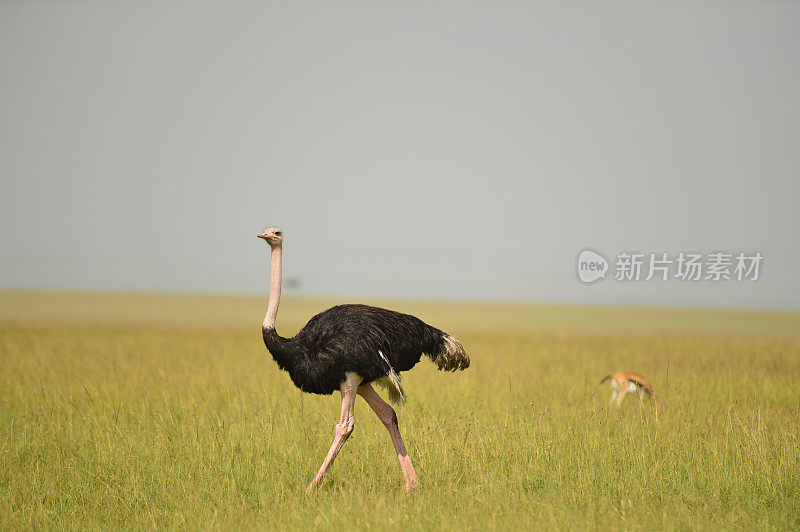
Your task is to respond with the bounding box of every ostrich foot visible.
[405,477,421,493]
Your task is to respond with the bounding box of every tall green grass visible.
[1,292,798,529]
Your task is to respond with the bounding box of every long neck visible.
[262,244,282,330]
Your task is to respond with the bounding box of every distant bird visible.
[257,227,470,493]
[600,371,660,406]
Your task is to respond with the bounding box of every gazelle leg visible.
[609,390,618,405]
[616,389,627,406]
[306,372,362,492]
[357,383,420,492]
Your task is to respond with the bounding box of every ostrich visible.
[257,227,470,493]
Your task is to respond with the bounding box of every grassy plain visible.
[1,291,799,529]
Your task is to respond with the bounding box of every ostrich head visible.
[257,227,284,247]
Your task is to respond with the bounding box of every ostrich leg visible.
[307,372,362,492]
[357,383,420,492]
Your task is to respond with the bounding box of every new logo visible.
[577,249,609,284]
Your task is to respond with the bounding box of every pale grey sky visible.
[1,1,799,309]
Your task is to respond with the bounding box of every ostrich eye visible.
[275,231,282,236]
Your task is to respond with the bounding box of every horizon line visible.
[1,286,798,315]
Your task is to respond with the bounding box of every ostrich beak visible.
[257,232,269,239]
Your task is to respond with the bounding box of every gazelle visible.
[600,372,660,406]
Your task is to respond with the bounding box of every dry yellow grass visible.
[1,291,798,529]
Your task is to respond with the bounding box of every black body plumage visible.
[262,304,466,396]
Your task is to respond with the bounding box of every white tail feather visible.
[431,334,470,371]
